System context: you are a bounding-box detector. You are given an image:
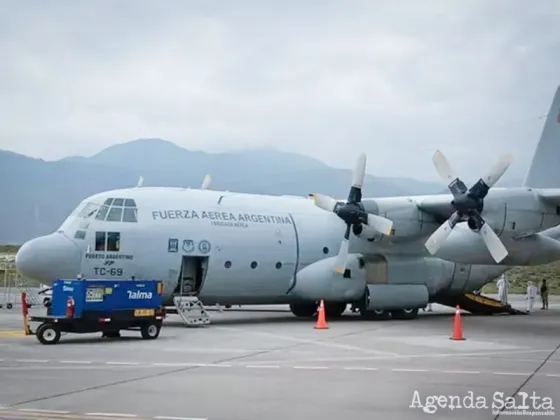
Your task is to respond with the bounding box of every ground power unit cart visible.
[27,279,166,345]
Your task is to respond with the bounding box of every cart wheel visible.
[140,322,161,340]
[102,330,121,338]
[7,303,12,309]
[36,323,61,345]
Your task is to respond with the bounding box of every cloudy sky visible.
[1,0,558,182]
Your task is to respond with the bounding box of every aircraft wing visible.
[534,188,560,206]
[413,194,455,222]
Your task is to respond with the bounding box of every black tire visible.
[391,308,419,320]
[289,303,317,317]
[36,323,61,345]
[6,303,12,309]
[102,330,121,338]
[141,322,161,340]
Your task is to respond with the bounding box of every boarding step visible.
[173,296,211,326]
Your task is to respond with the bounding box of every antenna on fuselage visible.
[136,176,144,188]
[201,174,212,189]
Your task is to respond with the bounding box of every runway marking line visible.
[0,410,207,420]
[0,330,27,338]
[442,370,480,374]
[0,358,559,378]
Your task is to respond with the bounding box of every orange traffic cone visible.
[450,305,465,340]
[314,299,329,329]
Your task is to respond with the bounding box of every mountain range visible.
[0,138,523,244]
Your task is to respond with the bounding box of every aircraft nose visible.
[16,232,82,284]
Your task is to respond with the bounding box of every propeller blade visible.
[312,193,338,212]
[136,176,144,188]
[367,213,393,236]
[334,225,351,274]
[424,212,461,255]
[351,153,367,189]
[479,222,508,263]
[201,174,212,189]
[432,150,457,183]
[482,154,514,188]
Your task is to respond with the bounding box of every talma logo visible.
[127,290,153,299]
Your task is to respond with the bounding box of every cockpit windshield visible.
[58,197,138,232]
[95,198,138,223]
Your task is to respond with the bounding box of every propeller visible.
[424,150,514,263]
[311,153,394,274]
[201,174,212,190]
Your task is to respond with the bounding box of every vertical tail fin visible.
[522,86,560,188]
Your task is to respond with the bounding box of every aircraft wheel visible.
[6,303,12,309]
[391,308,419,320]
[141,322,161,340]
[360,309,390,320]
[289,303,317,317]
[325,302,347,318]
[36,323,61,345]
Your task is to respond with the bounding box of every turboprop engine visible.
[310,153,394,274]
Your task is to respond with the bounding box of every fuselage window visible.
[123,208,138,223]
[250,261,258,269]
[107,232,121,252]
[104,198,114,206]
[95,205,110,221]
[224,261,232,268]
[124,199,136,207]
[74,230,86,240]
[323,247,329,254]
[106,206,123,222]
[276,262,282,269]
[95,232,106,251]
[112,198,124,206]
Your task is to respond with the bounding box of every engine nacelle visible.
[352,223,379,240]
[288,254,366,302]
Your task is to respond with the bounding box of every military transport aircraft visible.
[15,85,560,320]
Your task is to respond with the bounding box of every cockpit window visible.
[123,208,138,222]
[95,198,138,222]
[74,230,86,240]
[95,205,109,220]
[77,203,100,219]
[106,207,123,222]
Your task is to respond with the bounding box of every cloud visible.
[0,0,558,182]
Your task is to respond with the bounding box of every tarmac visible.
[0,296,559,420]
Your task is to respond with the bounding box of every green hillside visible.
[2,244,558,294]
[0,245,19,254]
[481,262,560,294]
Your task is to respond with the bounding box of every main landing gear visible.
[289,302,347,318]
[289,302,419,320]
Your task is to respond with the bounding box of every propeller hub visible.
[451,194,483,214]
[334,202,367,226]
[425,149,512,263]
